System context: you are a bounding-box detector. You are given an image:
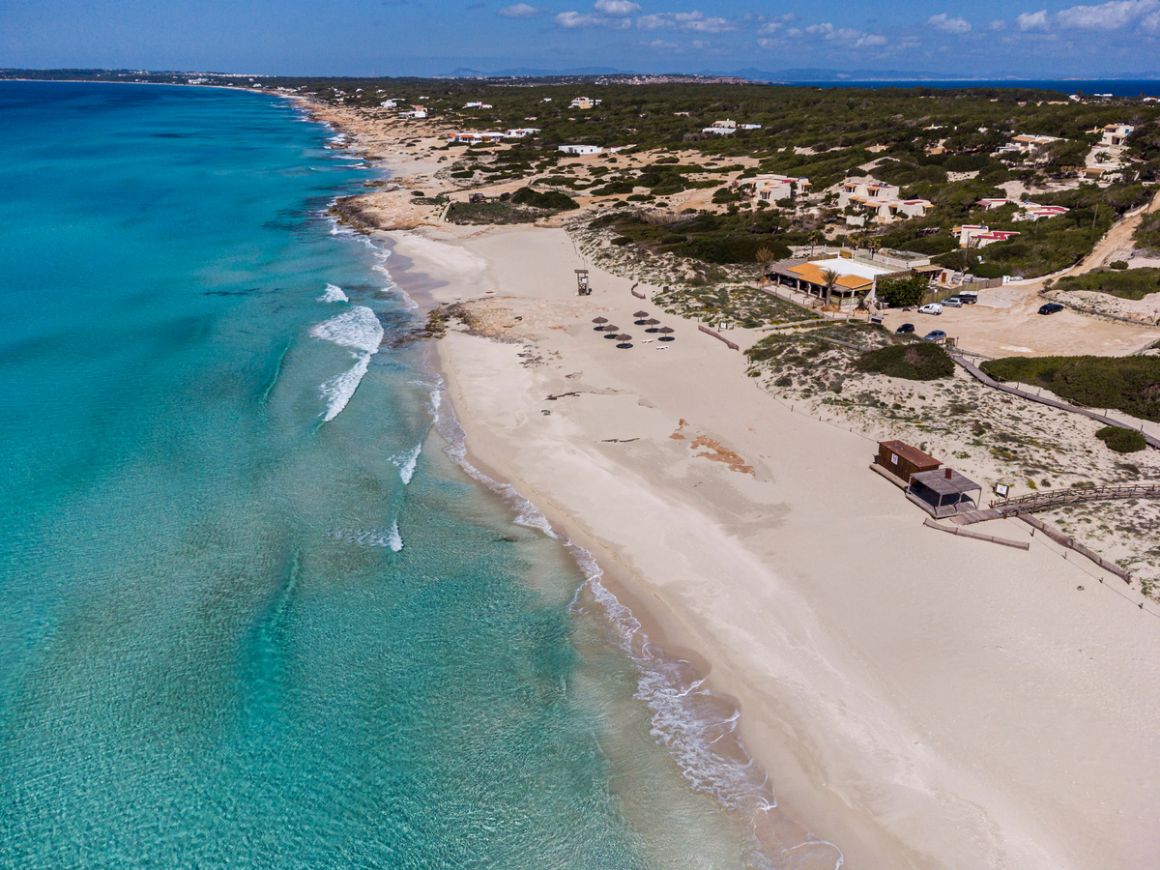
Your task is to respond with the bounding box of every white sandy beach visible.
[387,224,1160,869]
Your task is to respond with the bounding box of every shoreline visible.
[311,97,1160,868]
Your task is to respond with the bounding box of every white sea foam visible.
[310,305,384,353]
[391,443,423,485]
[387,519,403,552]
[329,525,403,551]
[318,352,372,422]
[319,283,348,303]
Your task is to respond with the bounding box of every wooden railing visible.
[991,482,1160,512]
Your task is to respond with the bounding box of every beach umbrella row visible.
[589,312,676,348]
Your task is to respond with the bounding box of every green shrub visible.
[1057,268,1160,300]
[981,355,1160,421]
[855,342,955,380]
[876,275,929,308]
[510,186,579,211]
[1109,260,1129,270]
[1096,426,1147,453]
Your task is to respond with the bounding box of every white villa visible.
[399,106,428,119]
[735,174,810,205]
[380,98,401,109]
[837,177,931,224]
[463,101,494,109]
[956,225,1021,248]
[977,199,1070,221]
[558,144,604,156]
[1099,123,1134,147]
[569,96,602,110]
[447,131,506,144]
[702,120,737,136]
[504,127,540,139]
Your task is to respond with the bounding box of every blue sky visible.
[2,0,1158,77]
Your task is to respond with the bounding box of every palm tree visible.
[821,269,839,309]
[866,236,882,261]
[807,229,822,257]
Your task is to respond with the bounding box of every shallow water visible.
[0,81,772,867]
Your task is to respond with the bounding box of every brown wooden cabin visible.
[876,440,941,484]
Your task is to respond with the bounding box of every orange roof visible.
[789,263,873,292]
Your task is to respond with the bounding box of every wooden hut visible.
[876,440,940,484]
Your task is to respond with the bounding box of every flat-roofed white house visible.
[447,131,506,144]
[463,101,494,109]
[504,127,540,139]
[838,177,930,224]
[1015,203,1070,222]
[1100,123,1134,147]
[956,225,1021,248]
[838,177,900,207]
[736,174,811,205]
[558,144,604,156]
[702,120,737,136]
[569,96,602,110]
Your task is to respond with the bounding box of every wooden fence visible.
[1016,515,1134,583]
[951,354,1160,451]
[991,482,1160,512]
[698,325,739,351]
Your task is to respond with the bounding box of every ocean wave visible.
[310,305,384,354]
[319,283,348,303]
[391,442,423,485]
[329,524,402,551]
[318,352,371,422]
[387,519,403,552]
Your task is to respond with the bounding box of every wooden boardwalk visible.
[949,354,1160,451]
[989,482,1160,513]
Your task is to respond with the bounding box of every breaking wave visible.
[319,283,348,303]
[311,305,383,422]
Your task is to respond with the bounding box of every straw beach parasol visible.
[615,334,633,348]
[592,316,609,331]
[658,326,675,342]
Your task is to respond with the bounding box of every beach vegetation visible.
[1057,267,1160,300]
[981,355,1160,421]
[855,342,955,380]
[1095,426,1148,453]
[875,275,929,308]
[1134,212,1160,252]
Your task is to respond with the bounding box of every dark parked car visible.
[1038,303,1064,315]
[895,323,915,335]
[923,330,947,342]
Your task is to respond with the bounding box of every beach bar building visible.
[906,468,983,518]
[875,440,941,484]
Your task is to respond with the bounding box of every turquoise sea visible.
[0,81,834,867]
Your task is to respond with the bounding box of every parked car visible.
[1038,302,1064,315]
[923,330,948,342]
[918,303,943,315]
[895,322,915,335]
[957,292,979,304]
[943,297,963,308]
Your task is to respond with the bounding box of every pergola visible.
[906,468,982,518]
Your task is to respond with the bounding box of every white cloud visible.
[499,3,538,17]
[637,11,736,33]
[805,22,887,47]
[1016,9,1049,29]
[555,9,632,28]
[594,0,640,14]
[929,13,972,33]
[990,19,1008,30]
[1057,0,1158,30]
